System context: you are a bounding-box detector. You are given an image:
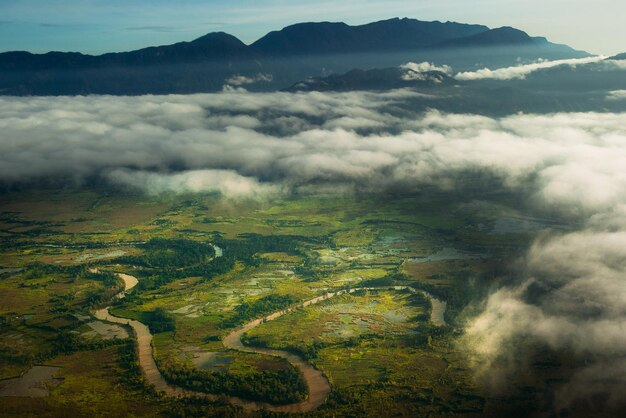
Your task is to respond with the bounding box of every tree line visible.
[158,355,307,405]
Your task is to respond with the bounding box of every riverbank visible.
[94,262,446,412]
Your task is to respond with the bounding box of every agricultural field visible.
[0,186,564,416]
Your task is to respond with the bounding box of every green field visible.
[0,187,553,416]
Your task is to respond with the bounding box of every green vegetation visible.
[142,307,176,333]
[221,294,298,328]
[139,238,215,268]
[0,344,159,417]
[242,290,429,360]
[159,353,307,404]
[0,187,539,416]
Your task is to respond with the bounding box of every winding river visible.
[93,253,446,412]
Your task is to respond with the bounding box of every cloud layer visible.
[1,91,625,412]
[400,61,452,81]
[607,89,626,101]
[224,73,273,87]
[107,168,278,197]
[455,56,605,80]
[3,92,625,198]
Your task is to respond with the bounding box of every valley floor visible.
[0,188,564,416]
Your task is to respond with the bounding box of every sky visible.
[0,0,624,56]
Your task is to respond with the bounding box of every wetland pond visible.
[0,366,63,397]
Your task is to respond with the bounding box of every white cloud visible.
[1,94,626,206]
[607,89,626,101]
[455,56,606,80]
[400,61,452,81]
[224,73,273,86]
[107,168,277,198]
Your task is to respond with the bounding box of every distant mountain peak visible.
[251,17,489,56]
[485,26,533,40]
[190,32,247,44]
[436,26,535,48]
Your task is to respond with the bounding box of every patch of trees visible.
[200,217,231,224]
[113,339,159,396]
[40,270,120,311]
[407,292,432,322]
[141,307,176,333]
[119,238,215,269]
[159,357,307,404]
[142,238,210,267]
[47,294,75,313]
[295,258,322,282]
[0,343,37,366]
[21,262,120,286]
[116,238,225,290]
[322,386,370,412]
[216,233,311,265]
[242,334,327,361]
[359,276,397,287]
[22,262,84,279]
[221,294,298,328]
[135,254,235,291]
[0,316,128,369]
[133,234,309,291]
[52,329,127,355]
[80,269,119,288]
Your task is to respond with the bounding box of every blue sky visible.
[0,0,623,55]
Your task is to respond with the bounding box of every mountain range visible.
[0,17,590,95]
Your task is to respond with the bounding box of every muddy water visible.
[93,269,332,412]
[425,294,447,326]
[0,366,63,397]
[94,250,446,412]
[93,305,176,392]
[116,273,138,291]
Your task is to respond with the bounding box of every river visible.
[93,248,446,412]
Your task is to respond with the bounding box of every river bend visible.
[93,258,446,412]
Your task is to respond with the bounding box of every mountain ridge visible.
[0,17,592,95]
[0,32,257,71]
[250,17,490,56]
[0,17,587,67]
[435,26,535,48]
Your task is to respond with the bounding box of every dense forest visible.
[158,356,307,404]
